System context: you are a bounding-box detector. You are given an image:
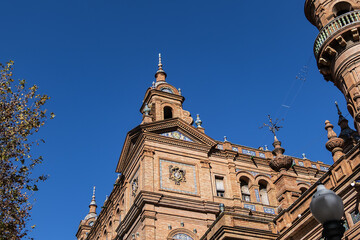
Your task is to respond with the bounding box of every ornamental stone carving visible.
[269,136,293,172]
[169,165,186,185]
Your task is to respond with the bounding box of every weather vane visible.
[260,115,283,137]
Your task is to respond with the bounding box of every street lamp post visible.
[310,185,345,240]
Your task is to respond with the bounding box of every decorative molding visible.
[160,159,197,195]
[169,165,187,185]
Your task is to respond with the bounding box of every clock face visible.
[160,87,173,93]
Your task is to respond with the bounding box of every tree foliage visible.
[0,61,54,239]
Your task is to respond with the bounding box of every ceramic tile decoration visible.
[161,131,193,142]
[244,204,256,211]
[255,189,260,202]
[263,207,275,215]
[320,166,329,171]
[242,149,256,156]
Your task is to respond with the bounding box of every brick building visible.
[76,1,360,239]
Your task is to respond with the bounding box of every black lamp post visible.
[310,185,345,240]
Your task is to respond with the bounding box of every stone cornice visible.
[140,88,185,113]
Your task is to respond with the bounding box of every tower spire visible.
[155,53,167,82]
[89,186,97,214]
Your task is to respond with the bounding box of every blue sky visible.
[0,0,347,239]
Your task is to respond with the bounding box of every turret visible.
[76,187,98,240]
[305,0,360,132]
[140,54,193,125]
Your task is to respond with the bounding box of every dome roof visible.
[84,212,97,221]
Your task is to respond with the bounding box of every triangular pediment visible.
[116,118,217,173]
[142,118,217,146]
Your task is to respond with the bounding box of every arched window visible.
[259,181,269,205]
[172,233,194,240]
[240,179,251,202]
[164,106,173,119]
[333,2,353,17]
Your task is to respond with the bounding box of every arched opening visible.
[259,180,269,205]
[240,178,251,202]
[300,187,308,194]
[333,2,353,17]
[164,106,173,119]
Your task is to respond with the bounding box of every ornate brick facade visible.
[76,2,360,239]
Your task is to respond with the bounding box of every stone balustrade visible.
[314,10,360,57]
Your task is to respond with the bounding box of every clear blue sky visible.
[0,0,347,239]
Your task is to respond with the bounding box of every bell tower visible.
[305,0,360,131]
[140,54,193,125]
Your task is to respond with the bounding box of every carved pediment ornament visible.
[169,165,186,185]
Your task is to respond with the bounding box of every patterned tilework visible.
[217,144,223,150]
[242,149,256,156]
[232,147,238,152]
[298,161,304,167]
[259,153,266,158]
[161,131,193,142]
[159,159,197,195]
[311,164,317,169]
[263,207,275,215]
[320,166,329,171]
[244,204,256,211]
[255,189,260,202]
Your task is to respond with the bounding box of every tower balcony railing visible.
[314,10,360,57]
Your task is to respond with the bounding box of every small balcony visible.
[314,10,360,57]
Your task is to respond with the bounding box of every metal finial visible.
[89,186,96,206]
[335,101,342,116]
[260,115,283,137]
[302,153,307,159]
[195,114,202,128]
[158,53,163,70]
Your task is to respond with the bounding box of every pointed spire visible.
[90,186,96,206]
[85,186,97,220]
[335,101,346,124]
[155,53,167,82]
[335,101,360,148]
[158,53,163,70]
